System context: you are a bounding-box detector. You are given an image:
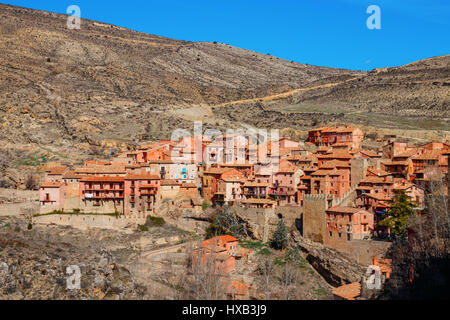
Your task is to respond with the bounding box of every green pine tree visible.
[270,218,288,250]
[378,190,414,239]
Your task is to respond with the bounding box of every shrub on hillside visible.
[145,215,165,227]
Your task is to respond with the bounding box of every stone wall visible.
[323,235,391,265]
[302,194,328,243]
[0,202,38,216]
[230,206,300,242]
[33,214,146,231]
[350,158,367,187]
[292,232,367,287]
[0,188,39,216]
[0,188,38,202]
[80,199,125,215]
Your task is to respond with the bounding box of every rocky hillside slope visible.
[0,4,448,186]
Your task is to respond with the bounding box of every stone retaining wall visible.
[33,214,146,231]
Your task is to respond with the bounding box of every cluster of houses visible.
[192,235,252,299]
[39,126,449,243]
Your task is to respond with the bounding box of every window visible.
[329,231,333,237]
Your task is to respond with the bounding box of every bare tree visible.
[279,262,298,300]
[25,174,38,190]
[381,166,450,299]
[256,256,274,300]
[411,167,449,257]
[167,240,227,300]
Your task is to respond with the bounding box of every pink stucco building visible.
[39,182,65,214]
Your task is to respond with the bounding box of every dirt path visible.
[209,76,363,108]
[140,240,197,260]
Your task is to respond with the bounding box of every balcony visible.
[244,190,266,197]
[140,190,157,195]
[84,192,123,199]
[86,195,124,199]
[84,187,123,191]
[40,199,54,203]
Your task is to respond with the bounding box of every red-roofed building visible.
[79,176,125,214]
[44,165,69,182]
[213,169,246,206]
[309,126,364,150]
[325,206,374,242]
[192,236,239,275]
[310,168,351,198]
[270,160,302,206]
[124,173,161,215]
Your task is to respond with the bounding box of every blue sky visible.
[3,0,449,70]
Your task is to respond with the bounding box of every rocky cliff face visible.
[291,232,366,287]
[0,214,197,299]
[0,216,148,299]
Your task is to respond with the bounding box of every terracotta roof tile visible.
[80,177,124,182]
[125,173,160,180]
[241,198,276,205]
[332,282,361,300]
[40,181,64,188]
[161,179,181,186]
[326,206,364,214]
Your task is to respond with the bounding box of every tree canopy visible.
[270,218,289,250]
[378,190,414,239]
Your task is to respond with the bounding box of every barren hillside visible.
[0,4,448,187]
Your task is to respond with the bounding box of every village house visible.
[61,171,83,211]
[79,176,125,214]
[123,173,161,215]
[382,140,415,159]
[180,182,198,197]
[356,175,395,198]
[213,169,246,206]
[270,160,302,206]
[325,206,374,242]
[355,192,392,226]
[310,168,350,197]
[192,235,240,275]
[307,127,331,145]
[393,180,425,208]
[243,182,270,199]
[160,179,182,199]
[44,165,69,182]
[308,126,364,150]
[39,181,65,214]
[202,167,235,203]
